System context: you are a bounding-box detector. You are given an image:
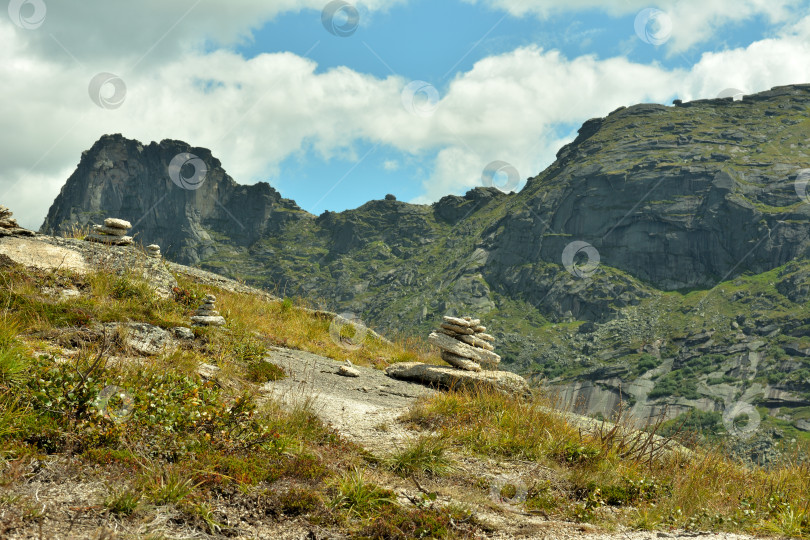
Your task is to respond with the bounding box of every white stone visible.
[104,218,132,229]
[338,365,361,377]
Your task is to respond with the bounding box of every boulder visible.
[172,326,195,340]
[386,362,529,396]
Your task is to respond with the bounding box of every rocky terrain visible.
[0,227,796,539]
[39,84,810,441]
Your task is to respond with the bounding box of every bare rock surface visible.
[386,361,530,396]
[0,234,176,297]
[259,347,434,453]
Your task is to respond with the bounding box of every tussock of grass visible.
[386,435,456,477]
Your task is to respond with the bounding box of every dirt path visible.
[260,347,435,454]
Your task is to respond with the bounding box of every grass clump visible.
[330,468,396,518]
[103,487,142,516]
[387,435,456,477]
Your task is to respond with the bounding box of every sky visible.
[2,0,810,229]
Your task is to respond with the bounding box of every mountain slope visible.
[41,84,810,433]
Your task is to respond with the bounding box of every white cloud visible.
[383,159,399,171]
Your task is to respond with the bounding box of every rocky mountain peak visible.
[41,134,306,264]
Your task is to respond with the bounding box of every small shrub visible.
[246,360,286,383]
[278,487,324,516]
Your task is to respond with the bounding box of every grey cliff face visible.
[41,133,308,264]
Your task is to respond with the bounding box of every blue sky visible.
[2,0,810,228]
[227,0,786,213]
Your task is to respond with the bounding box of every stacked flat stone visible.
[146,244,161,258]
[0,205,35,237]
[191,294,226,327]
[86,218,133,246]
[428,315,500,372]
[0,205,18,229]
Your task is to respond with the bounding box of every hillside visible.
[0,230,807,538]
[39,84,810,438]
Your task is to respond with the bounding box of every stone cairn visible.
[191,294,226,327]
[146,244,161,258]
[428,316,500,372]
[0,205,34,236]
[0,205,19,229]
[86,218,133,246]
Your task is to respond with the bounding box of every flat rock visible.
[386,362,529,396]
[477,333,495,342]
[456,333,495,351]
[86,233,133,245]
[109,322,174,356]
[195,309,220,317]
[104,218,132,230]
[440,350,482,372]
[191,315,226,327]
[440,322,474,335]
[428,331,501,365]
[442,315,473,327]
[92,225,128,236]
